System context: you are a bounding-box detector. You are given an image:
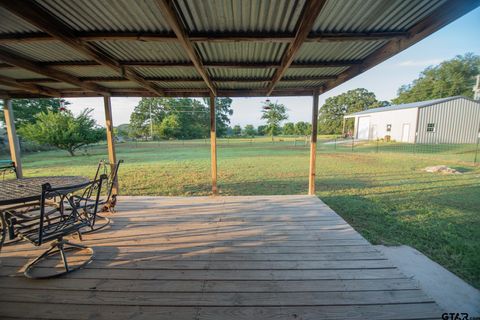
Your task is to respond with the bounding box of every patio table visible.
[0,176,89,249]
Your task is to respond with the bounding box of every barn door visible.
[401,123,410,142]
[357,116,370,140]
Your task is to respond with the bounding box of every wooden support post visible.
[308,92,319,195]
[103,96,118,194]
[3,99,23,178]
[209,93,218,195]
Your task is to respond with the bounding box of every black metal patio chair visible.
[77,159,123,234]
[0,160,18,180]
[10,175,106,279]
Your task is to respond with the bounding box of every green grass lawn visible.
[3,137,480,288]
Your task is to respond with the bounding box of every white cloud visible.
[397,59,443,67]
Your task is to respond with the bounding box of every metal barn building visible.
[344,96,480,144]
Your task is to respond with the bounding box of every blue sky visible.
[67,6,480,127]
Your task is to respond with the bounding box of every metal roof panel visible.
[36,0,171,32]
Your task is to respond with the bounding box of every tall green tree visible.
[243,124,256,137]
[232,125,242,136]
[129,97,233,139]
[393,53,480,104]
[294,121,311,135]
[318,88,389,134]
[261,101,288,141]
[257,125,267,136]
[19,109,105,156]
[0,98,65,129]
[283,122,295,135]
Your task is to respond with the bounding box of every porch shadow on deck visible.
[0,195,443,319]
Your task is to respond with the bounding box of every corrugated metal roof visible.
[132,66,200,79]
[295,41,388,62]
[313,0,448,32]
[276,79,328,88]
[215,81,268,90]
[176,0,305,33]
[196,42,288,63]
[0,0,474,97]
[0,84,15,91]
[96,81,142,89]
[284,66,349,77]
[41,82,78,89]
[207,68,275,79]
[36,0,171,32]
[0,7,40,33]
[0,68,45,79]
[1,41,90,62]
[53,66,121,78]
[92,41,190,62]
[347,96,480,116]
[153,81,208,89]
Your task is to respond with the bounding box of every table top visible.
[0,176,89,206]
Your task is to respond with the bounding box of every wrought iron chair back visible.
[89,159,123,211]
[0,160,18,181]
[34,175,106,246]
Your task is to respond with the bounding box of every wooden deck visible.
[0,195,442,319]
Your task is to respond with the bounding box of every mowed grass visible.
[5,137,480,288]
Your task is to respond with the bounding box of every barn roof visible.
[345,96,480,117]
[0,0,479,98]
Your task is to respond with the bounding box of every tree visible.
[393,53,480,104]
[294,121,310,135]
[0,98,65,129]
[318,88,389,134]
[19,109,105,156]
[283,122,295,135]
[261,101,288,141]
[243,124,256,137]
[129,97,233,140]
[232,125,242,136]
[257,125,267,136]
[115,124,130,139]
[210,97,234,137]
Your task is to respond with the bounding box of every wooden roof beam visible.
[0,60,361,69]
[17,76,337,84]
[0,47,110,95]
[266,0,328,96]
[0,31,408,44]
[322,0,480,93]
[0,75,60,97]
[0,0,163,96]
[155,0,217,96]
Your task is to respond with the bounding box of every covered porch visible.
[0,195,442,319]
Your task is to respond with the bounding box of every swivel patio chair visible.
[10,175,106,279]
[77,159,123,234]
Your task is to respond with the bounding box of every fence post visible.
[351,137,354,152]
[474,136,479,164]
[334,136,337,151]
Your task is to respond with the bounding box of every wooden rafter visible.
[155,0,217,96]
[0,0,163,96]
[0,47,110,95]
[0,75,60,97]
[16,75,337,84]
[266,0,328,96]
[0,31,408,44]
[322,0,480,93]
[3,88,322,98]
[0,60,360,69]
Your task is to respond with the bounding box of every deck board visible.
[0,195,443,319]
